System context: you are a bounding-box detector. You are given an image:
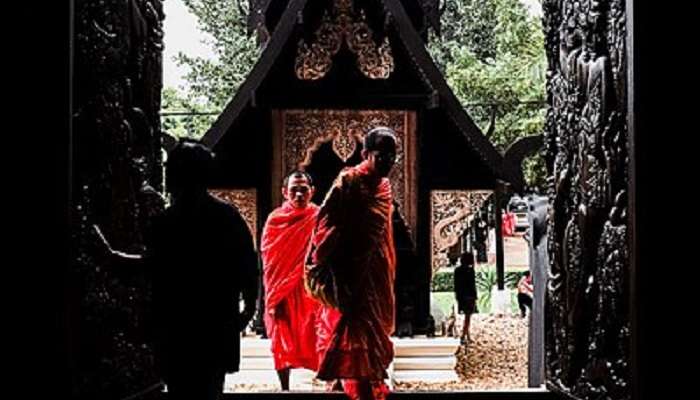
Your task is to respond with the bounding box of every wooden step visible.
[392,338,460,357]
[238,337,460,384]
[239,357,275,370]
[393,356,456,370]
[242,337,459,358]
[392,370,460,383]
[240,338,273,357]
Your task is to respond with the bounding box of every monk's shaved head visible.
[362,127,397,178]
[283,170,313,187]
[282,170,315,209]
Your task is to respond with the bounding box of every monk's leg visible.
[325,379,343,392]
[370,380,391,400]
[277,368,290,391]
[342,379,389,400]
[341,379,365,400]
[462,312,472,344]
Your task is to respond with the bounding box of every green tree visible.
[161,86,215,140]
[429,0,547,190]
[175,0,259,110]
[429,0,499,69]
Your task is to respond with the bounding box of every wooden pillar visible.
[528,196,549,387]
[414,108,431,334]
[255,110,277,337]
[495,180,506,290]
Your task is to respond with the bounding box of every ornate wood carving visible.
[542,1,630,398]
[430,190,492,275]
[71,0,165,397]
[282,109,410,218]
[295,0,394,80]
[209,189,259,248]
[249,0,441,42]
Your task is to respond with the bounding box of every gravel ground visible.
[395,314,529,391]
[227,314,529,392]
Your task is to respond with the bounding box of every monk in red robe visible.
[261,171,320,390]
[306,127,398,400]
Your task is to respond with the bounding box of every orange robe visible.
[261,201,320,371]
[307,160,396,383]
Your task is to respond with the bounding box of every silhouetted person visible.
[517,271,533,318]
[96,139,258,400]
[392,200,418,338]
[471,212,489,263]
[454,252,478,344]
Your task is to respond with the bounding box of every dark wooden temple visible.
[63,0,642,398]
[201,0,517,335]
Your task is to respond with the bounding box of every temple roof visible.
[203,0,515,185]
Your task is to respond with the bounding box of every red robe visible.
[261,201,320,371]
[307,160,396,382]
[502,212,515,236]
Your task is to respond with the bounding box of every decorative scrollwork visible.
[543,1,630,398]
[295,0,394,80]
[283,109,408,218]
[430,190,492,275]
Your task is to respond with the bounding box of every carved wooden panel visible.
[430,190,492,276]
[71,0,165,397]
[542,0,630,398]
[209,189,259,249]
[282,109,412,225]
[295,0,394,80]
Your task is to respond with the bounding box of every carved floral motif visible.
[295,0,394,80]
